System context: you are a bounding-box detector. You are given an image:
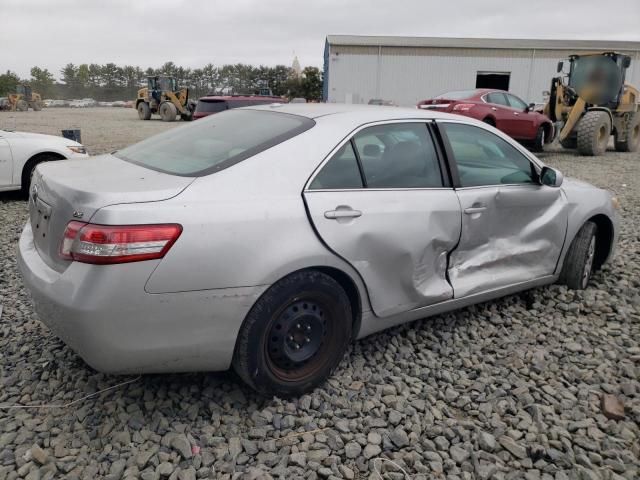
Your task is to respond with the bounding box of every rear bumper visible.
[17,222,267,373]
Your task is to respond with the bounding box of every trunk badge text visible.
[72,211,84,219]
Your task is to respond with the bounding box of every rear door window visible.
[353,123,443,188]
[309,142,363,189]
[486,92,509,106]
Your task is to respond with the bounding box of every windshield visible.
[435,90,478,100]
[569,55,622,104]
[115,109,315,176]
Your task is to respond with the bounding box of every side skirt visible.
[356,275,557,339]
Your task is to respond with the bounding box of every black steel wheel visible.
[233,270,353,396]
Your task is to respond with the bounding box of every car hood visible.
[3,130,83,147]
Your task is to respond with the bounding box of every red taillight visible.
[59,222,182,264]
[452,103,475,112]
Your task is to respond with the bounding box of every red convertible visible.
[418,89,554,151]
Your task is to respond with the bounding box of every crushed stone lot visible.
[0,108,639,480]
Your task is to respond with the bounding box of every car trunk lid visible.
[29,154,194,272]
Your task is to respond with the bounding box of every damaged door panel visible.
[450,185,568,297]
[304,189,462,317]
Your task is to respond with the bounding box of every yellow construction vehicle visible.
[136,76,194,122]
[544,52,639,155]
[8,85,43,112]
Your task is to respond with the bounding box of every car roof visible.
[247,103,454,121]
[199,95,282,101]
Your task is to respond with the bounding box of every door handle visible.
[464,206,487,214]
[513,112,520,116]
[491,107,497,111]
[324,208,362,219]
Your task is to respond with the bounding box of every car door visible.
[0,137,13,187]
[484,92,517,137]
[304,121,461,318]
[438,121,568,298]
[505,93,536,139]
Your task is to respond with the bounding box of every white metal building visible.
[323,35,640,107]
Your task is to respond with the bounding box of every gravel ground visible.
[0,111,638,480]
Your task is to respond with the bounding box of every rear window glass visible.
[115,109,315,176]
[435,90,478,100]
[196,100,228,113]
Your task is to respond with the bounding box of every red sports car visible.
[417,89,553,151]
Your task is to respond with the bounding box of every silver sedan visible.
[18,104,619,395]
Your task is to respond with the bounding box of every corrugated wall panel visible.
[327,45,640,107]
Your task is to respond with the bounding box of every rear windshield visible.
[115,109,315,176]
[196,99,228,113]
[435,90,478,100]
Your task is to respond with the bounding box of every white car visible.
[0,129,88,194]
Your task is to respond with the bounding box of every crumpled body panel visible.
[450,185,568,297]
[304,189,461,317]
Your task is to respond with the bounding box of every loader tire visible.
[159,102,177,122]
[577,111,610,156]
[16,100,28,111]
[614,113,640,153]
[137,102,151,120]
[32,102,42,111]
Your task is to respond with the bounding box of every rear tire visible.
[577,111,610,156]
[137,102,151,120]
[32,102,42,111]
[559,221,597,290]
[531,125,546,152]
[16,100,28,111]
[233,270,352,396]
[614,113,640,152]
[159,102,177,122]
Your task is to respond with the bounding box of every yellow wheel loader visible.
[136,76,195,122]
[544,52,639,156]
[8,85,43,112]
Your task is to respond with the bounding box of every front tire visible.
[577,111,611,156]
[559,221,597,290]
[16,99,28,111]
[233,271,353,396]
[159,102,177,122]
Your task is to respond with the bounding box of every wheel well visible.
[310,266,362,339]
[22,152,65,181]
[542,122,553,139]
[588,214,614,270]
[483,116,496,126]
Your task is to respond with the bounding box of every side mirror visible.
[526,102,536,112]
[622,56,631,69]
[557,61,564,73]
[540,166,563,187]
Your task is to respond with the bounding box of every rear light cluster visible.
[60,221,182,264]
[452,103,475,112]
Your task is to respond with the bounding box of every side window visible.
[309,142,363,190]
[486,92,508,106]
[353,123,443,188]
[506,94,527,110]
[441,123,536,187]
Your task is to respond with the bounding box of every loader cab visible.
[566,52,629,107]
[16,85,32,100]
[148,76,177,93]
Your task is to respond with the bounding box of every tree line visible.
[0,62,323,102]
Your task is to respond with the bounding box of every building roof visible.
[326,35,640,52]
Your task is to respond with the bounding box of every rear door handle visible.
[491,107,497,111]
[464,206,487,214]
[513,112,520,116]
[324,208,362,219]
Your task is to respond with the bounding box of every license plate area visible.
[30,195,53,242]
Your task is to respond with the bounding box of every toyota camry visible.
[18,104,619,395]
